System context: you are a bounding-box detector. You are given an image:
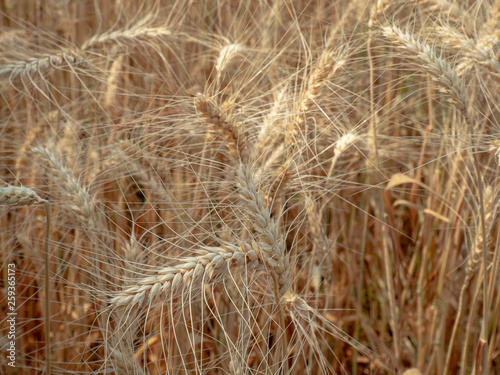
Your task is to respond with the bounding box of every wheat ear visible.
[235,163,291,373]
[234,164,290,297]
[32,146,96,225]
[285,48,347,151]
[82,26,173,50]
[0,51,87,81]
[432,25,500,77]
[380,25,472,124]
[195,93,245,161]
[0,184,47,206]
[87,142,169,204]
[465,186,497,285]
[110,242,264,307]
[215,43,244,73]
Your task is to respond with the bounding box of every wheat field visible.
[0,1,499,374]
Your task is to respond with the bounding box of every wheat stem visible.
[0,185,50,375]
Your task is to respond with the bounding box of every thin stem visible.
[44,201,51,375]
[473,153,489,375]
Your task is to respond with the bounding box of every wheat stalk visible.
[1,183,51,375]
[444,185,498,374]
